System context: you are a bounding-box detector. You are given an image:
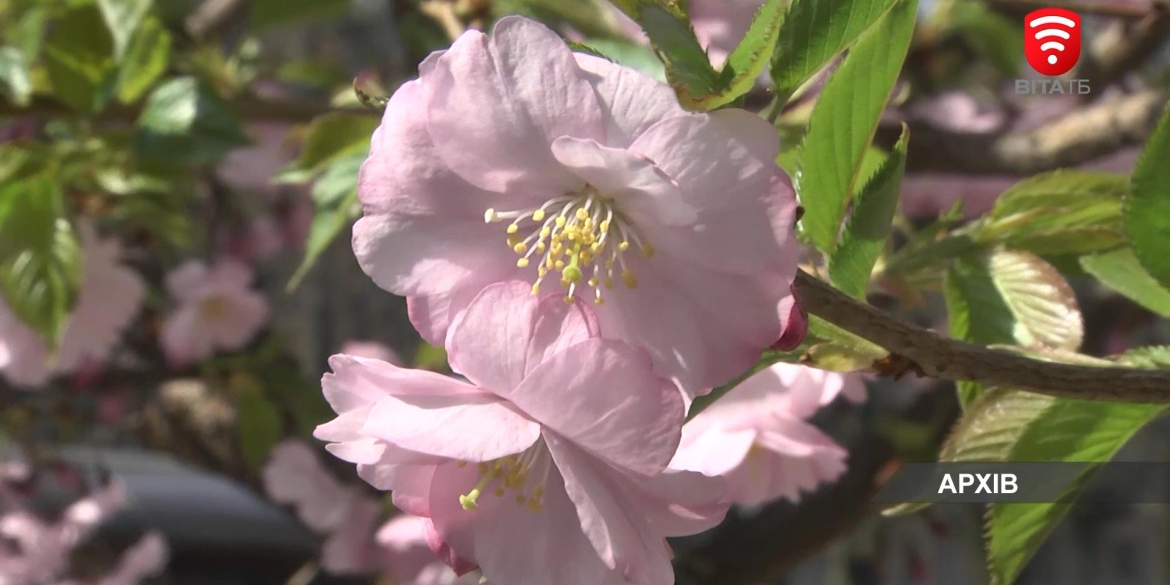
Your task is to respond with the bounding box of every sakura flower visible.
[340,341,403,366]
[160,259,269,366]
[0,512,69,585]
[0,223,145,388]
[315,282,728,585]
[377,515,481,585]
[670,362,864,506]
[57,532,170,585]
[354,16,798,393]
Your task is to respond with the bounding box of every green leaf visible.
[794,0,916,252]
[113,16,171,103]
[690,0,787,110]
[987,400,1167,585]
[943,0,1022,77]
[0,47,32,107]
[237,387,284,472]
[276,112,378,182]
[43,4,117,113]
[287,155,363,291]
[570,38,666,81]
[770,0,897,101]
[0,177,82,349]
[251,0,350,31]
[829,124,908,298]
[97,0,152,61]
[1117,345,1170,369]
[944,250,1082,351]
[134,77,249,167]
[1124,104,1170,290]
[637,4,722,101]
[1081,248,1170,316]
[986,171,1126,256]
[883,387,1055,516]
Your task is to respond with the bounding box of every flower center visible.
[485,188,654,305]
[457,444,552,513]
[198,297,229,320]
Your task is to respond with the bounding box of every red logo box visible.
[1024,8,1081,76]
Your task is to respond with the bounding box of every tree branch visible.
[795,269,1170,402]
[898,90,1168,175]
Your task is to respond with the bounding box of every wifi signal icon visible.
[1024,8,1082,76]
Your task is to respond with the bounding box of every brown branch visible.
[795,269,1170,402]
[899,89,1168,175]
[984,0,1160,19]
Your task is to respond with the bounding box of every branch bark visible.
[795,269,1170,402]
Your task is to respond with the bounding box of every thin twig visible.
[795,269,1170,402]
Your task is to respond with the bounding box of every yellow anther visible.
[484,209,498,222]
[539,227,551,238]
[507,235,520,247]
[618,241,630,252]
[515,495,526,505]
[599,220,610,232]
[555,216,567,227]
[594,298,605,305]
[494,488,505,497]
[563,295,574,304]
[517,258,529,268]
[604,276,613,288]
[506,224,519,234]
[622,271,638,288]
[513,242,528,254]
[527,499,543,512]
[575,208,589,220]
[555,260,565,270]
[641,244,655,258]
[587,277,599,287]
[532,209,546,221]
[531,283,541,295]
[535,242,546,253]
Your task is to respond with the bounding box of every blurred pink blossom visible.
[160,259,269,366]
[377,515,481,585]
[57,532,169,585]
[670,363,863,505]
[315,282,727,585]
[354,16,798,393]
[0,224,145,389]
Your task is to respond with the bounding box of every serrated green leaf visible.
[795,0,916,252]
[0,177,82,349]
[1081,248,1170,316]
[687,0,787,110]
[945,250,1082,351]
[250,0,350,31]
[43,4,117,113]
[97,0,152,61]
[884,387,1055,516]
[829,124,908,298]
[770,0,897,101]
[1124,104,1170,290]
[237,387,283,471]
[985,170,1126,255]
[1117,346,1170,369]
[134,77,249,167]
[637,4,722,100]
[0,47,32,107]
[277,112,378,182]
[992,171,1127,218]
[114,16,171,103]
[572,38,666,81]
[287,155,363,291]
[987,400,1167,585]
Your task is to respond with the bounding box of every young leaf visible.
[134,77,249,167]
[114,17,171,103]
[1117,346,1170,369]
[986,400,1167,585]
[637,3,722,101]
[883,387,1055,516]
[43,4,117,113]
[689,0,787,110]
[1123,104,1170,290]
[770,0,898,101]
[0,177,82,349]
[0,47,32,107]
[795,0,917,252]
[287,155,364,291]
[275,112,379,183]
[829,124,908,298]
[986,170,1126,256]
[97,0,153,61]
[944,250,1082,351]
[1081,248,1170,316]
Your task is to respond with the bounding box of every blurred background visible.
[1,0,1169,584]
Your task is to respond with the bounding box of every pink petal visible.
[508,339,682,475]
[446,282,598,393]
[624,469,729,536]
[212,290,269,350]
[164,260,208,302]
[547,436,675,585]
[571,54,683,148]
[321,354,478,414]
[550,136,695,225]
[362,393,540,462]
[422,17,602,195]
[670,425,755,478]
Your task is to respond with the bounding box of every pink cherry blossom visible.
[353,16,798,393]
[340,341,403,366]
[0,223,145,388]
[56,532,169,585]
[377,515,481,585]
[315,282,728,585]
[670,362,864,506]
[0,512,70,585]
[160,259,269,366]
